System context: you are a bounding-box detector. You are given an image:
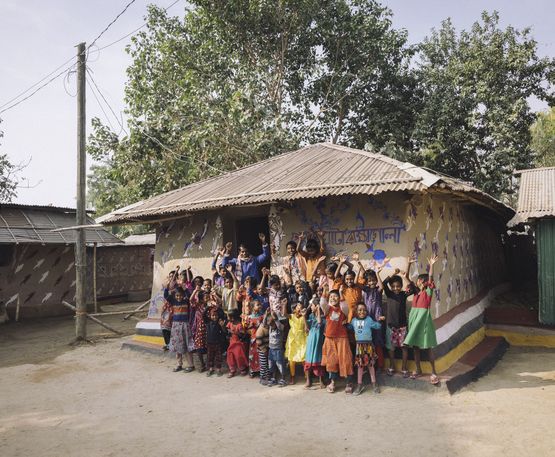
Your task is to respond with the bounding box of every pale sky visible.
[1,0,553,210]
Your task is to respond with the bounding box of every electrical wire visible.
[86,68,128,136]
[92,0,183,53]
[0,0,182,115]
[0,63,76,115]
[0,57,75,111]
[87,78,117,132]
[87,0,138,51]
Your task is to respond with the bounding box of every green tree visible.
[531,107,555,167]
[88,0,414,216]
[410,12,555,199]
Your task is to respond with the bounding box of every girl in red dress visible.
[226,309,249,377]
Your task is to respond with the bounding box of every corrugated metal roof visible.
[99,143,513,224]
[0,204,122,245]
[509,167,555,226]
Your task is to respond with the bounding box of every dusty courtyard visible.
[1,315,554,457]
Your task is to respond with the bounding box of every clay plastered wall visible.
[271,193,506,318]
[95,245,154,298]
[405,194,505,317]
[271,193,409,274]
[0,244,78,318]
[148,213,223,318]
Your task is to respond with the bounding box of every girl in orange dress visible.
[321,289,354,393]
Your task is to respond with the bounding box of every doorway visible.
[234,216,271,270]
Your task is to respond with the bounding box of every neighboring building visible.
[0,203,122,319]
[101,143,514,373]
[95,233,155,303]
[509,166,555,325]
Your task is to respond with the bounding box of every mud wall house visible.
[100,143,514,373]
[0,204,123,319]
[509,167,555,325]
[94,233,155,303]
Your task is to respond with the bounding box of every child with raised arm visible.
[281,240,306,285]
[361,263,386,370]
[267,308,287,387]
[211,248,228,288]
[284,302,308,385]
[221,234,270,285]
[164,286,194,373]
[403,255,440,385]
[160,267,179,351]
[382,260,412,377]
[304,295,326,389]
[321,289,354,393]
[246,299,264,378]
[204,307,227,377]
[350,303,385,395]
[216,264,239,315]
[297,231,327,283]
[337,253,366,321]
[225,309,249,378]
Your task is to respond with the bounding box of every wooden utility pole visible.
[75,42,87,340]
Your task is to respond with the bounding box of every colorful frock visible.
[190,296,207,352]
[304,313,325,376]
[226,322,249,372]
[403,281,437,349]
[246,313,264,373]
[285,314,307,362]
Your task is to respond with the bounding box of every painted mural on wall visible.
[149,215,220,318]
[149,192,506,321]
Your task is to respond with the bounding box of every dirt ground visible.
[1,313,554,457]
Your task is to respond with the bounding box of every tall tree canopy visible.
[88,0,414,216]
[89,5,555,215]
[408,12,555,198]
[531,107,555,167]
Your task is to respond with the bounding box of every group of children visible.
[161,232,440,395]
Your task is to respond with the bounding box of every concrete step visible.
[441,336,509,394]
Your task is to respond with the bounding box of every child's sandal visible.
[344,383,353,394]
[402,370,410,378]
[386,368,395,376]
[326,383,336,393]
[172,366,183,372]
[409,371,421,380]
[430,374,440,385]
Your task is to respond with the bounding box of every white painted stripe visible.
[435,283,510,344]
[135,321,161,330]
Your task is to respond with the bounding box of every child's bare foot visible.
[289,376,296,385]
[344,383,353,394]
[227,371,235,378]
[326,381,336,393]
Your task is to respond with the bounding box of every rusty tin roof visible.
[99,143,513,224]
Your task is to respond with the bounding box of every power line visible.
[92,0,183,53]
[0,56,75,111]
[87,78,117,132]
[0,64,75,115]
[87,0,138,51]
[86,68,128,136]
[0,0,183,116]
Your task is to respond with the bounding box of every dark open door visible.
[235,216,271,271]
